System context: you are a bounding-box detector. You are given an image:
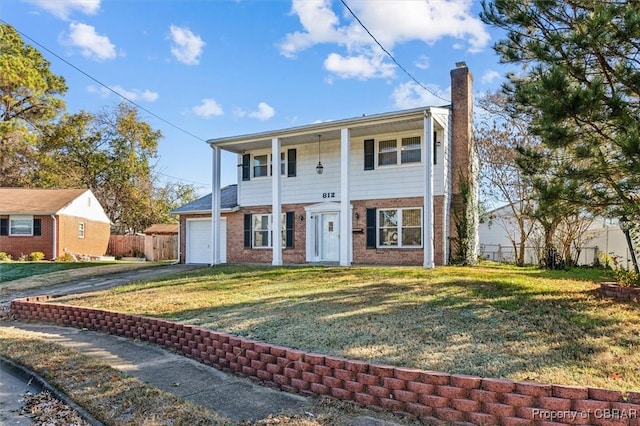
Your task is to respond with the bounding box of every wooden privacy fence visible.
[107,235,178,261]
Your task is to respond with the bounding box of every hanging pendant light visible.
[316,134,324,174]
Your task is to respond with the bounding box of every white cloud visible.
[279,0,490,80]
[235,102,276,121]
[24,0,100,20]
[391,81,450,109]
[481,70,502,84]
[108,86,159,102]
[192,99,224,117]
[169,25,205,65]
[87,84,158,102]
[414,55,430,70]
[249,102,275,121]
[64,23,116,61]
[324,52,394,80]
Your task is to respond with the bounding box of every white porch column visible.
[211,146,222,266]
[423,114,435,268]
[272,138,283,266]
[340,128,351,266]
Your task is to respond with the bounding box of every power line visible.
[1,19,208,143]
[339,0,450,104]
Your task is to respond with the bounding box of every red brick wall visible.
[180,197,449,267]
[0,215,55,259]
[57,215,110,257]
[12,298,640,426]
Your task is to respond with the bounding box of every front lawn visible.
[0,262,113,282]
[55,263,640,391]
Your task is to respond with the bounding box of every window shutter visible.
[366,208,376,248]
[242,154,251,181]
[364,139,375,170]
[33,219,41,236]
[285,211,294,248]
[287,149,297,177]
[433,131,438,165]
[0,218,7,236]
[244,214,252,248]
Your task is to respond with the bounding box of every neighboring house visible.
[479,203,631,267]
[174,63,477,267]
[0,188,111,260]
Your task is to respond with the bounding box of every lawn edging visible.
[10,296,640,426]
[600,282,640,303]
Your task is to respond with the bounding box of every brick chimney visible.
[449,62,478,264]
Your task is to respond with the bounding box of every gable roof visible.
[143,224,179,234]
[171,184,238,215]
[0,188,89,215]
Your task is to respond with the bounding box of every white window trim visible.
[9,215,34,236]
[376,135,422,167]
[377,208,423,248]
[252,213,287,249]
[78,222,85,238]
[252,152,291,178]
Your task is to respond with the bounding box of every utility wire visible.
[2,19,208,143]
[340,0,450,104]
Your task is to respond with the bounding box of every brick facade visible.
[0,214,110,260]
[12,298,640,426]
[182,196,448,266]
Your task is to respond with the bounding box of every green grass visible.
[56,263,640,392]
[0,262,118,282]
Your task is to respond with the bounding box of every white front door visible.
[313,212,339,262]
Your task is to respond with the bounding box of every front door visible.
[315,212,339,262]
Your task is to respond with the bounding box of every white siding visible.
[239,124,448,206]
[58,190,111,223]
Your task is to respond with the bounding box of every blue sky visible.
[4,0,509,195]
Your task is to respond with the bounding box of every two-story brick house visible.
[175,63,477,267]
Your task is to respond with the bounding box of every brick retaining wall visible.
[10,297,640,425]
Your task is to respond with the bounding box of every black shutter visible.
[33,219,41,236]
[242,154,251,181]
[285,211,294,248]
[366,208,376,248]
[0,218,7,236]
[433,131,438,165]
[287,149,297,177]
[244,214,252,248]
[364,139,375,170]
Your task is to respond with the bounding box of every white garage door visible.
[186,218,226,264]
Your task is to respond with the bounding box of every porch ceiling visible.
[208,106,448,153]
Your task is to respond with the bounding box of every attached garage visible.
[186,218,227,264]
[171,185,237,265]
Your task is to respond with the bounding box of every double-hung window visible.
[373,136,422,168]
[401,136,421,164]
[78,222,85,238]
[253,155,269,177]
[378,208,422,247]
[248,213,294,248]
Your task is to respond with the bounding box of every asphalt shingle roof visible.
[0,188,88,214]
[170,184,238,215]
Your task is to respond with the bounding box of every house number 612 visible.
[322,192,336,198]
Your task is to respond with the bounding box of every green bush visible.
[28,251,46,261]
[0,252,12,261]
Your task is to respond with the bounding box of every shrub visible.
[602,253,640,287]
[28,251,46,261]
[17,253,28,262]
[55,253,75,262]
[0,252,12,261]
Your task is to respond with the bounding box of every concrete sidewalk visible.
[1,321,311,422]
